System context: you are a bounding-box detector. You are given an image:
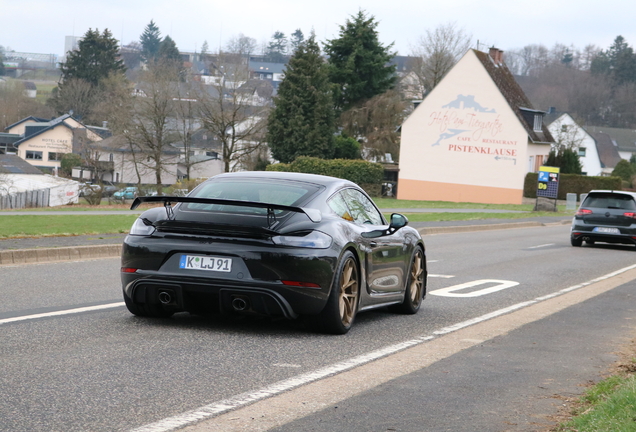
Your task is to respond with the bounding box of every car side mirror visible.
[389,213,408,230]
[362,213,409,238]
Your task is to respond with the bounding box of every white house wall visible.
[548,114,602,176]
[399,50,538,204]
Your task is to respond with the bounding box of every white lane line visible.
[428,274,455,278]
[528,243,555,249]
[131,336,436,432]
[130,263,636,432]
[0,302,125,325]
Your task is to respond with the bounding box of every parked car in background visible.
[79,183,101,197]
[571,190,636,247]
[114,187,138,200]
[120,172,427,334]
[102,182,118,197]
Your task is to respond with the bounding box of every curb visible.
[0,244,122,266]
[418,220,544,235]
[0,220,571,266]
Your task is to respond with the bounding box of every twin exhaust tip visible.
[158,290,250,312]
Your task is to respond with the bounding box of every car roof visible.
[587,190,636,198]
[208,171,358,188]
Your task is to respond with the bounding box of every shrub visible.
[266,156,384,188]
[524,173,622,199]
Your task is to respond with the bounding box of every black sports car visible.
[121,172,427,334]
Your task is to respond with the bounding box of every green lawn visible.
[0,197,573,238]
[0,215,137,238]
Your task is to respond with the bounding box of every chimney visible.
[488,47,504,65]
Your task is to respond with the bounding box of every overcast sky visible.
[2,0,635,58]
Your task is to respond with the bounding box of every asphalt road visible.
[2,224,635,431]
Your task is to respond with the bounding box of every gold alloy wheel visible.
[338,258,359,326]
[409,249,424,305]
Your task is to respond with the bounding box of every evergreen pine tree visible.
[290,29,304,53]
[267,34,335,163]
[140,20,162,62]
[60,28,125,87]
[324,10,396,112]
[266,31,288,63]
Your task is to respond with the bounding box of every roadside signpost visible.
[535,166,560,212]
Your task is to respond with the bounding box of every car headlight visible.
[272,231,332,249]
[129,217,156,236]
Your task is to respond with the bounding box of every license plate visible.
[180,255,232,272]
[593,227,620,234]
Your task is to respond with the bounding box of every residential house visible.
[398,48,554,204]
[547,113,602,176]
[5,114,105,172]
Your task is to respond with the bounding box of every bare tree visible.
[47,77,96,119]
[0,79,54,130]
[173,79,202,179]
[339,89,408,161]
[225,33,257,56]
[409,23,472,97]
[196,53,270,172]
[117,66,181,193]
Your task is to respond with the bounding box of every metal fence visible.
[0,189,50,209]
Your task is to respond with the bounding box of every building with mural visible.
[398,48,554,204]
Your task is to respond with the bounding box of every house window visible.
[533,114,543,132]
[561,125,568,132]
[578,147,586,157]
[109,153,114,162]
[528,156,535,172]
[48,152,64,161]
[26,151,43,160]
[206,151,219,159]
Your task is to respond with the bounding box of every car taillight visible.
[575,208,593,216]
[121,267,138,273]
[624,212,636,219]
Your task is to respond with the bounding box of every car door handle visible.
[369,241,377,247]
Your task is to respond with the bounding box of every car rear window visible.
[183,180,320,214]
[583,193,636,210]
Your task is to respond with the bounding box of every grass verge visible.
[0,215,137,238]
[556,367,636,431]
[393,211,571,222]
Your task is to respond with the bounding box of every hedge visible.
[524,173,622,199]
[266,156,384,186]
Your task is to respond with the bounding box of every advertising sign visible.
[537,166,560,199]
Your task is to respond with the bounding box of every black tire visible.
[571,236,583,247]
[123,290,174,318]
[390,247,425,314]
[313,251,360,335]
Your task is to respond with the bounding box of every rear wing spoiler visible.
[130,196,322,223]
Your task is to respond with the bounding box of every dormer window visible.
[533,114,543,132]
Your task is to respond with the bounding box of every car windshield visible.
[183,179,320,214]
[583,193,636,210]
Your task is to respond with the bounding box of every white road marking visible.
[427,260,439,263]
[429,279,519,297]
[528,243,555,249]
[130,263,636,432]
[0,302,125,325]
[428,274,455,278]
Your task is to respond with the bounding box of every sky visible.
[1,0,635,59]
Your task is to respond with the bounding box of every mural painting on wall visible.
[428,94,517,165]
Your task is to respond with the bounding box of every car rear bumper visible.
[571,223,636,245]
[121,234,340,318]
